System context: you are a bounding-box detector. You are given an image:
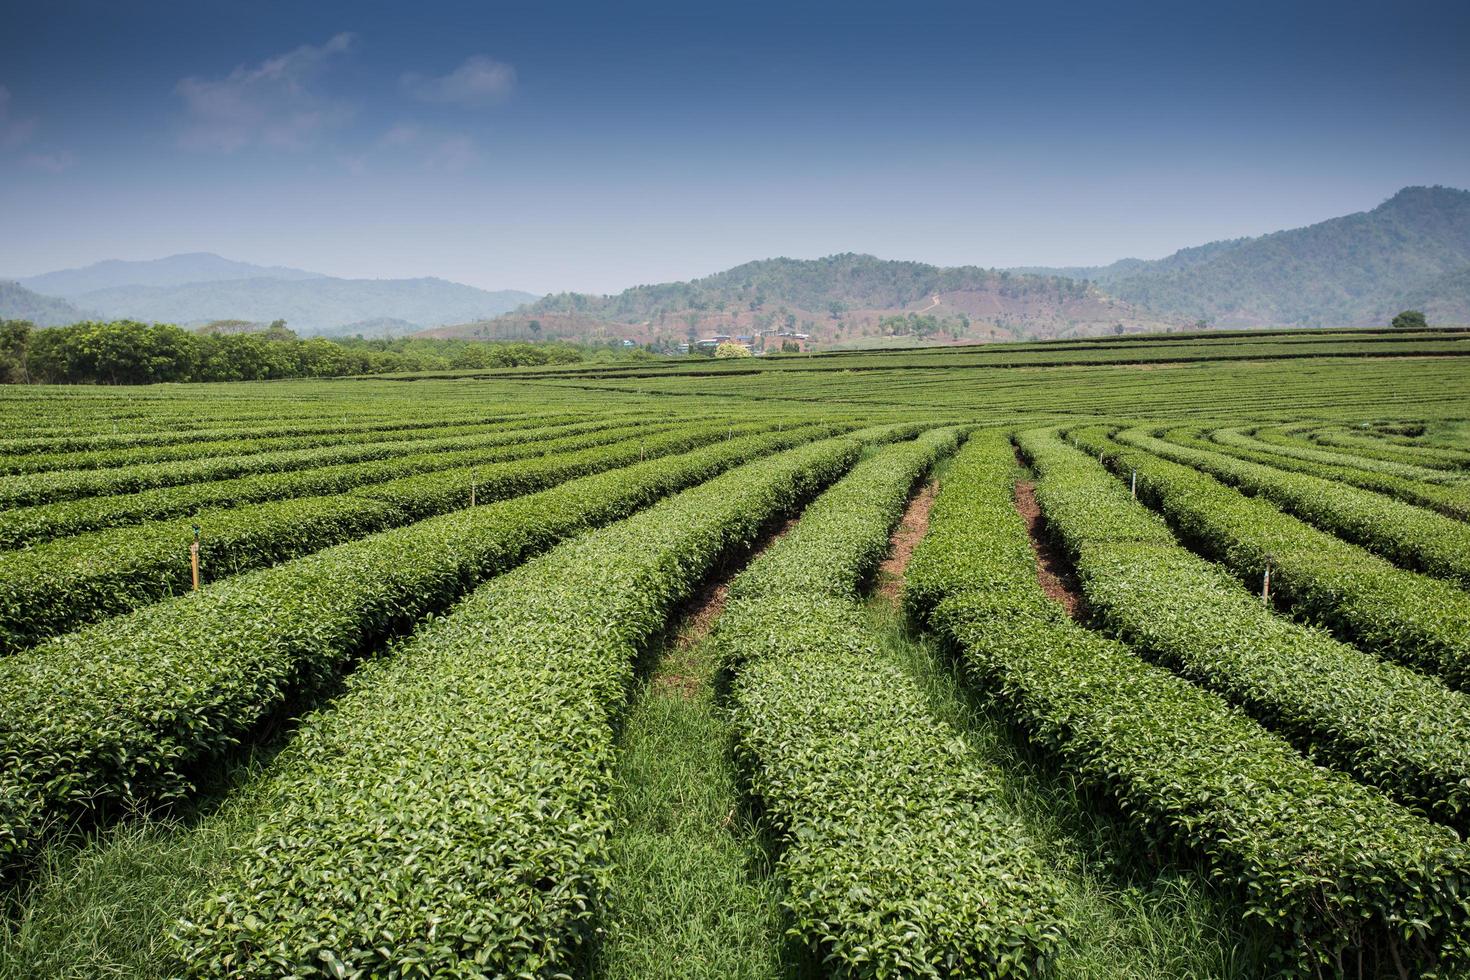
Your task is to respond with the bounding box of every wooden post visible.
[1262,562,1271,603]
[190,525,201,592]
[1130,469,1137,499]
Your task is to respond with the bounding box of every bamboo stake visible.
[190,525,201,592]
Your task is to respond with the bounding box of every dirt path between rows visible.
[1013,479,1087,620]
[652,515,800,698]
[875,479,939,605]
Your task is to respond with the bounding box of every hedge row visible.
[1018,428,1470,827]
[0,415,645,508]
[0,418,670,549]
[0,423,871,870]
[172,435,864,977]
[0,411,565,477]
[1230,426,1464,481]
[1069,426,1470,692]
[718,430,1068,977]
[1111,427,1470,588]
[0,410,506,457]
[1173,426,1470,522]
[904,429,1470,975]
[0,422,779,655]
[1294,424,1470,469]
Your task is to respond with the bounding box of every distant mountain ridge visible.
[18,253,324,297]
[0,282,94,327]
[2,253,538,336]
[8,186,1468,343]
[1019,186,1470,327]
[69,277,538,337]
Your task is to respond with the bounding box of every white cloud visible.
[25,150,78,173]
[379,122,421,147]
[175,33,357,152]
[402,55,516,106]
[423,134,480,172]
[0,86,38,149]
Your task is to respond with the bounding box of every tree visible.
[0,319,32,383]
[781,340,800,354]
[1392,309,1428,330]
[714,342,751,359]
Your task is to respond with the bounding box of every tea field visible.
[2,327,1470,978]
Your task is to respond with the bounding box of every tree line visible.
[0,319,593,385]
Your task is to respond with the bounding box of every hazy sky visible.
[3,0,1468,295]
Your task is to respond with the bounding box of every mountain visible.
[427,253,1178,348]
[0,281,93,326]
[1021,186,1470,327]
[66,277,539,336]
[17,252,324,297]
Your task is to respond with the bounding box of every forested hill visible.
[528,254,1088,320]
[1027,186,1470,327]
[442,253,1173,348]
[0,281,93,327]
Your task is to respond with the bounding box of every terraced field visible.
[3,327,1470,978]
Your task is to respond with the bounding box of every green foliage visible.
[903,430,1470,975]
[172,436,862,977]
[8,320,588,384]
[713,341,751,358]
[0,319,32,383]
[0,415,633,510]
[1393,309,1429,330]
[0,421,772,653]
[876,312,966,337]
[1019,428,1470,827]
[1110,425,1470,588]
[1068,426,1470,694]
[0,424,850,870]
[1177,425,1470,523]
[719,430,1069,977]
[0,416,597,541]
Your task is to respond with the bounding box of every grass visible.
[0,752,273,979]
[866,600,1276,979]
[593,619,802,979]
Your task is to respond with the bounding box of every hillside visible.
[58,277,538,336]
[17,252,324,296]
[0,281,93,327]
[428,254,1179,348]
[1025,186,1470,327]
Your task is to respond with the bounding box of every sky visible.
[2,0,1468,295]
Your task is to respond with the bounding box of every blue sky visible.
[2,0,1468,294]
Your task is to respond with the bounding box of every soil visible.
[651,515,799,698]
[1013,479,1087,620]
[875,479,939,604]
